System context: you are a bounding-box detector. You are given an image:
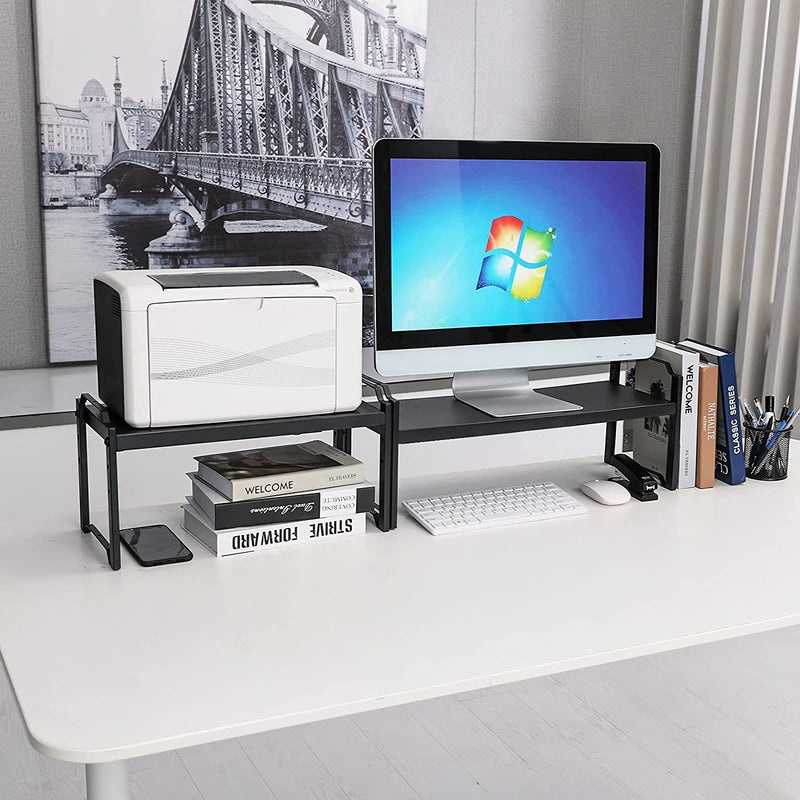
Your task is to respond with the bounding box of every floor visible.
[4,624,800,799]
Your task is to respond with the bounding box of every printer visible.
[94,266,362,427]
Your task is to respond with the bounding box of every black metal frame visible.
[367,363,679,524]
[603,361,682,481]
[76,385,393,570]
[362,375,400,529]
[75,365,678,570]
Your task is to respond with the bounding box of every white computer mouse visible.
[579,480,631,506]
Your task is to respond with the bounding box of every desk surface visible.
[0,365,96,427]
[1,456,799,764]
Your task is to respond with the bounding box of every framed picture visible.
[33,0,427,362]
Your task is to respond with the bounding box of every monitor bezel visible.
[372,139,659,356]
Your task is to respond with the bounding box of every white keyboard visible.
[403,482,587,535]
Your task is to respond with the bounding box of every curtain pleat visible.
[681,0,800,404]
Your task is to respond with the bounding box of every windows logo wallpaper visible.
[389,158,648,333]
[477,216,556,301]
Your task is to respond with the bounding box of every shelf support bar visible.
[363,376,399,531]
[333,428,352,453]
[77,396,91,533]
[605,362,623,465]
[106,426,122,571]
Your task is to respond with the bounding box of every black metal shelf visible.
[75,365,678,569]
[76,387,394,571]
[82,399,387,452]
[395,381,675,444]
[368,363,680,529]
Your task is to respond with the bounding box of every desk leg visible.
[86,761,129,800]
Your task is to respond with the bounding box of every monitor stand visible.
[452,368,583,417]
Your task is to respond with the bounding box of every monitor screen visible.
[372,140,659,376]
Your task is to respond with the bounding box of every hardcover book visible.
[189,473,374,530]
[631,357,682,490]
[695,362,719,488]
[648,342,700,488]
[195,440,364,501]
[182,501,366,557]
[677,339,746,485]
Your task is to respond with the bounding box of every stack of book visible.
[182,440,374,557]
[627,338,744,490]
[678,338,745,485]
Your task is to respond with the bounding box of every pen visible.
[749,427,769,467]
[780,395,792,422]
[742,399,756,426]
[765,417,790,450]
[753,397,765,417]
[754,409,795,475]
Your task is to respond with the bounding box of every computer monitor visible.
[372,139,659,417]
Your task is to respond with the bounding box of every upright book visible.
[695,362,719,488]
[631,356,682,490]
[188,473,375,530]
[195,440,365,501]
[677,339,746,485]
[641,341,700,488]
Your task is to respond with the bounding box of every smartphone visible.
[120,525,193,567]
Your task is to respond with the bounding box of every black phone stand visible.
[609,453,659,502]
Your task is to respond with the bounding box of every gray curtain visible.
[681,0,800,405]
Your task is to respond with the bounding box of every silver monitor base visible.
[452,368,583,417]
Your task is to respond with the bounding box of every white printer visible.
[94,266,362,427]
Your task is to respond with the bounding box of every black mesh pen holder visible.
[744,425,792,481]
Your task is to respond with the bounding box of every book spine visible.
[695,363,718,488]
[186,512,366,557]
[715,353,746,485]
[212,485,374,529]
[677,353,699,489]
[228,462,366,502]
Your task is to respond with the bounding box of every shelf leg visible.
[605,361,623,465]
[389,423,399,530]
[334,428,352,454]
[106,430,121,571]
[604,421,618,464]
[77,398,91,533]
[377,399,399,531]
[376,433,389,532]
[85,761,129,800]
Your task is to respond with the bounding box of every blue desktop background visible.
[389,158,648,331]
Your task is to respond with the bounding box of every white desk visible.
[1,455,799,799]
[0,365,96,428]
